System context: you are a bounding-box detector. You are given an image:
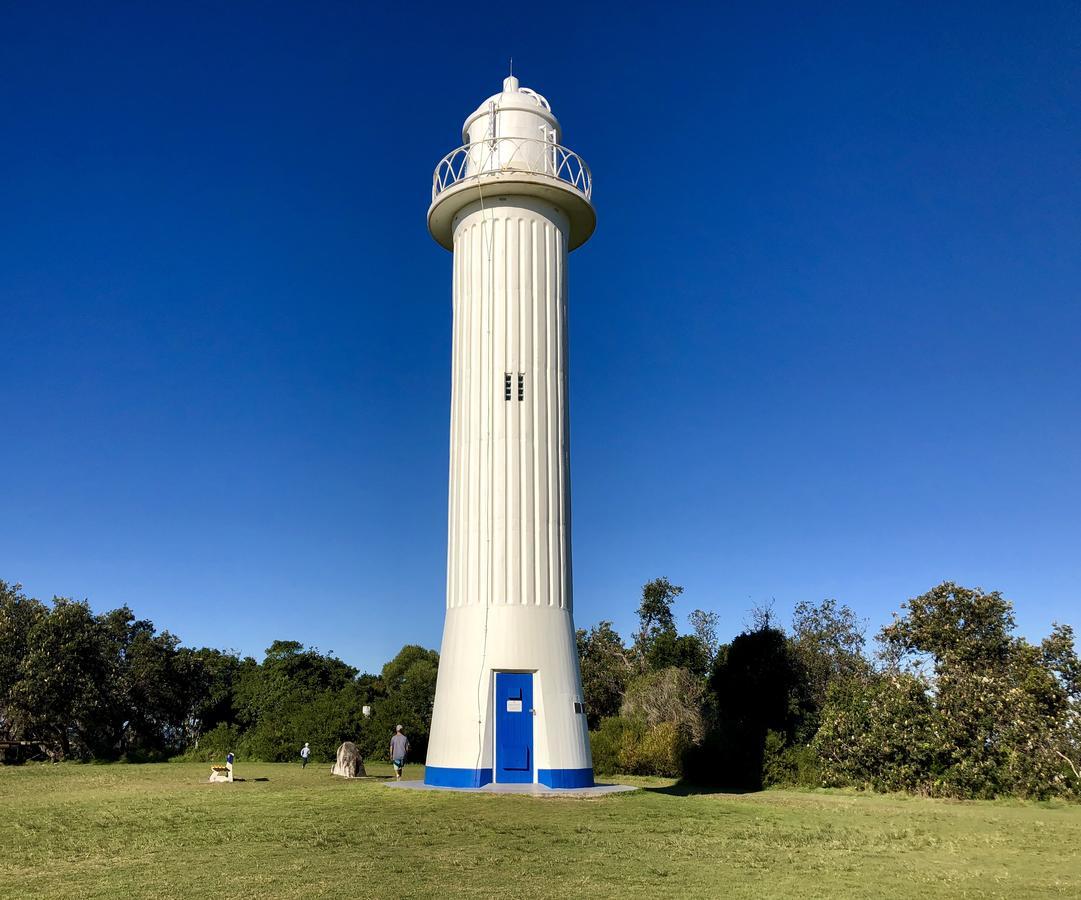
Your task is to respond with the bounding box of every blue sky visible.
[2,2,1078,672]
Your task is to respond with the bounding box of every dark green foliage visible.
[176,647,249,742]
[3,595,202,760]
[589,716,643,774]
[0,581,439,765]
[6,573,1077,798]
[879,582,1014,669]
[226,641,437,764]
[813,672,939,793]
[704,625,802,788]
[358,645,439,762]
[576,621,633,728]
[789,599,869,740]
[633,577,683,667]
[814,584,1081,799]
[230,640,370,763]
[589,715,687,777]
[636,578,681,639]
[589,582,1079,799]
[9,597,119,758]
[645,631,710,676]
[761,731,821,788]
[0,582,48,742]
[181,722,241,762]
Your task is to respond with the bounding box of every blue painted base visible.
[424,766,493,788]
[423,767,596,789]
[539,768,594,789]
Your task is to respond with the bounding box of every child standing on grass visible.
[300,743,310,768]
[389,726,409,781]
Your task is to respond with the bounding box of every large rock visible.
[331,741,366,778]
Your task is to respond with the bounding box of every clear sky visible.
[2,2,1078,672]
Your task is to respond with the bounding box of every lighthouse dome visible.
[461,76,562,146]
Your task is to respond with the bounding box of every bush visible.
[681,726,760,788]
[175,723,241,762]
[621,667,704,743]
[761,731,820,788]
[590,716,688,777]
[633,722,689,777]
[812,673,939,793]
[590,716,644,775]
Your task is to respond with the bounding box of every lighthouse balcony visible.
[428,137,595,251]
[433,136,592,202]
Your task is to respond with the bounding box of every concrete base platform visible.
[384,780,638,798]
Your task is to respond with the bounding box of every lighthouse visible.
[423,75,595,789]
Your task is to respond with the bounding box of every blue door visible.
[495,672,534,783]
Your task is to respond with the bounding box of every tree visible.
[699,623,802,788]
[176,647,248,745]
[879,582,1014,670]
[711,626,800,743]
[9,597,120,759]
[813,671,939,793]
[866,583,1080,798]
[790,599,869,738]
[380,645,438,693]
[233,641,366,762]
[360,645,439,762]
[0,582,47,742]
[687,609,720,666]
[576,622,633,729]
[118,619,191,758]
[633,577,683,668]
[644,630,710,676]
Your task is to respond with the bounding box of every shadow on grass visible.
[644,781,758,797]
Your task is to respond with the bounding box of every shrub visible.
[812,673,939,793]
[590,716,688,777]
[682,725,760,788]
[175,723,241,762]
[621,667,704,743]
[634,722,689,777]
[590,716,644,775]
[761,731,820,788]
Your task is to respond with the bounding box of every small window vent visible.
[504,372,512,401]
[518,373,525,402]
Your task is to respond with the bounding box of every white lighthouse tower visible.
[423,74,596,788]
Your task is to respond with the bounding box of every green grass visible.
[1,762,1079,899]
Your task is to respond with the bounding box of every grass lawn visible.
[1,762,1079,899]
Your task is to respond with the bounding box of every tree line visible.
[3,576,1079,798]
[0,580,437,765]
[577,579,1080,799]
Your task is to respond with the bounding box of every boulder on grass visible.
[331,741,366,778]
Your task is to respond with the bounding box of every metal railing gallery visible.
[432,137,592,202]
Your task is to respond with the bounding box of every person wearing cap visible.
[389,726,410,781]
[300,742,311,769]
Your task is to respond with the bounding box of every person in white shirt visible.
[300,742,311,769]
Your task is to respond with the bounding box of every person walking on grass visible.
[300,742,311,769]
[390,725,410,781]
